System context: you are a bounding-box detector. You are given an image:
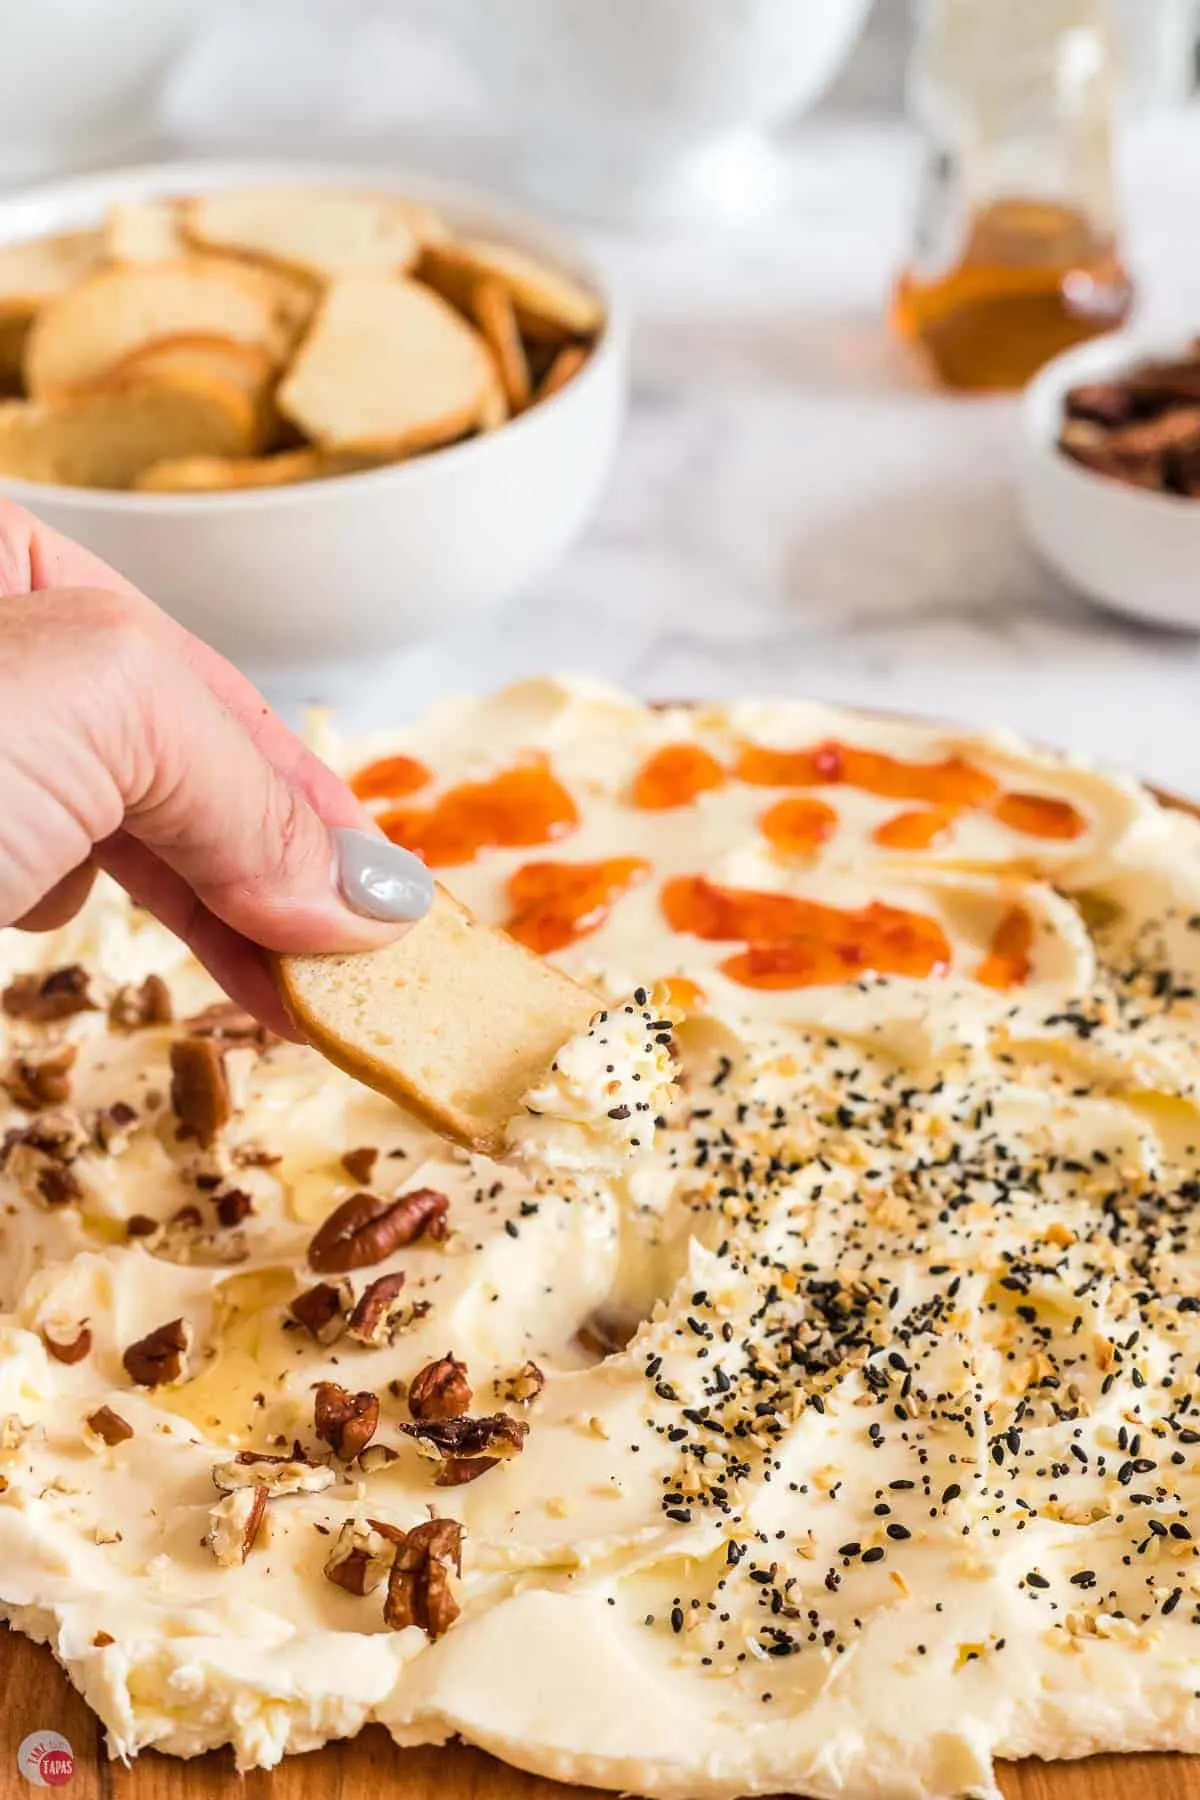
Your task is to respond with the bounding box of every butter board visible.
[4,777,1200,1799]
[1,1630,1195,1800]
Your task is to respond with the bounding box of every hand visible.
[0,498,432,1034]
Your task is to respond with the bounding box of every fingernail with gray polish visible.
[333,827,434,924]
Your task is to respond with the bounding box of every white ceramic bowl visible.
[0,161,628,677]
[1021,332,1200,632]
[435,0,874,222]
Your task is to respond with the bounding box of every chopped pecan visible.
[41,1322,91,1364]
[125,1213,159,1238]
[383,1517,463,1638]
[93,1101,138,1154]
[2,965,96,1023]
[122,1317,191,1387]
[288,1280,351,1345]
[233,1143,282,1170]
[408,1355,472,1422]
[4,1109,88,1160]
[92,1632,114,1647]
[345,1271,408,1346]
[206,1484,268,1566]
[185,1002,274,1050]
[108,974,173,1031]
[314,1381,379,1460]
[1,1107,89,1202]
[3,1043,77,1111]
[212,1449,334,1496]
[1064,379,1139,427]
[497,1360,545,1405]
[322,1517,398,1595]
[169,1039,231,1147]
[308,1188,449,1273]
[36,1165,82,1208]
[358,1443,401,1474]
[400,1412,528,1481]
[85,1406,133,1446]
[215,1187,253,1227]
[1,1110,87,1207]
[341,1145,379,1184]
[434,1456,503,1487]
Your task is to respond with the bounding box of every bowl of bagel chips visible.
[0,163,625,670]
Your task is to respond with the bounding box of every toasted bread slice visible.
[0,229,105,391]
[0,373,257,489]
[472,276,531,412]
[277,274,492,454]
[182,187,445,283]
[99,333,279,449]
[477,367,509,432]
[419,238,602,337]
[24,261,284,397]
[274,885,597,1157]
[105,198,185,264]
[0,311,30,394]
[0,228,104,311]
[536,342,590,404]
[190,253,318,348]
[134,446,377,493]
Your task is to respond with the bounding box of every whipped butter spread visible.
[4,678,1200,1798]
[507,994,678,1178]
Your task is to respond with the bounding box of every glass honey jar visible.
[892,0,1133,391]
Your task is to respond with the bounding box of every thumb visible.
[115,618,432,953]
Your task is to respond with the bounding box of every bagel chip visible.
[24,261,283,397]
[0,373,258,489]
[183,187,445,283]
[277,274,492,454]
[420,238,601,337]
[274,885,597,1157]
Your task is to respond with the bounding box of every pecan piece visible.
[93,1101,138,1154]
[122,1317,191,1387]
[2,965,96,1023]
[358,1443,401,1474]
[308,1187,448,1274]
[212,1449,335,1496]
[434,1456,503,1487]
[1,1110,88,1208]
[125,1213,159,1238]
[36,1165,82,1209]
[215,1187,254,1227]
[108,974,173,1031]
[323,1517,400,1596]
[3,1044,78,1111]
[169,1039,231,1147]
[41,1322,91,1365]
[185,1001,274,1050]
[288,1280,351,1345]
[346,1271,411,1346]
[314,1381,379,1460]
[399,1411,528,1479]
[341,1145,379,1184]
[408,1355,472,1422]
[85,1406,133,1447]
[497,1360,545,1405]
[383,1517,463,1638]
[206,1484,268,1566]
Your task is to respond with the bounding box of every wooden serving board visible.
[1,1628,1194,1800]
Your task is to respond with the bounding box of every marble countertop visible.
[160,11,1200,793]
